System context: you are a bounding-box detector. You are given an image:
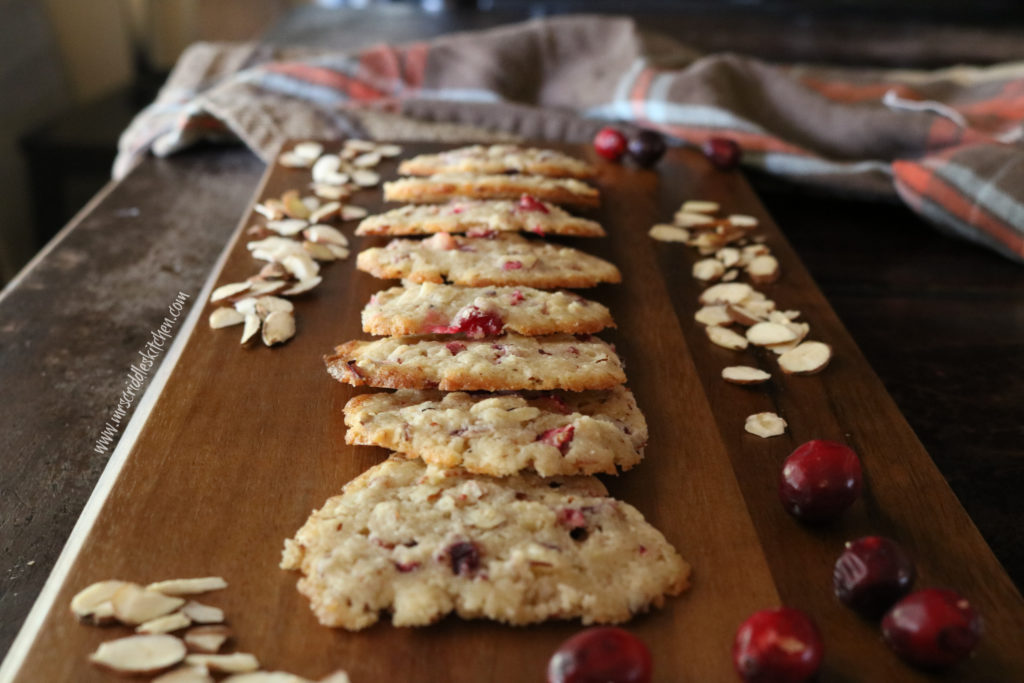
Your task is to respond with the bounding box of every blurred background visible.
[3,0,1024,284]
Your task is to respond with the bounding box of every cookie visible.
[383,174,600,208]
[355,197,604,237]
[325,332,626,391]
[280,455,690,629]
[356,233,621,289]
[397,145,596,179]
[362,283,614,338]
[344,386,647,477]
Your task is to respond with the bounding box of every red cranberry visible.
[834,536,915,617]
[503,260,523,270]
[547,627,652,683]
[703,136,742,170]
[539,425,575,455]
[779,440,862,523]
[447,541,481,577]
[882,589,982,669]
[518,194,549,213]
[445,341,466,355]
[627,130,666,168]
[733,608,823,683]
[593,127,629,162]
[452,307,504,338]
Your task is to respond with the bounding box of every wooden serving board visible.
[5,143,1023,682]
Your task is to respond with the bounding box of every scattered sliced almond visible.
[71,580,130,624]
[311,184,349,201]
[254,296,294,319]
[222,673,311,683]
[728,214,759,228]
[292,141,324,161]
[186,653,260,674]
[111,584,186,625]
[153,665,215,683]
[376,143,402,157]
[326,244,349,259]
[241,314,261,344]
[309,202,341,224]
[137,611,192,635]
[694,305,732,327]
[319,673,352,683]
[247,281,287,297]
[748,254,780,284]
[722,366,772,385]
[745,412,787,438]
[746,322,798,346]
[345,139,377,152]
[692,258,725,282]
[726,304,766,327]
[648,224,690,242]
[282,253,320,280]
[282,277,323,296]
[775,321,810,348]
[352,169,380,187]
[210,282,252,303]
[303,240,337,261]
[706,325,749,351]
[352,151,381,167]
[716,247,740,268]
[742,298,776,317]
[674,210,716,227]
[721,269,739,282]
[181,601,224,625]
[148,577,228,596]
[234,298,258,316]
[278,152,312,169]
[262,311,296,347]
[739,243,770,266]
[681,200,719,214]
[248,236,306,262]
[209,308,245,329]
[254,201,285,221]
[89,634,186,675]
[699,282,754,305]
[281,191,310,220]
[778,341,832,374]
[304,225,348,246]
[184,625,232,654]
[265,219,308,237]
[311,155,342,184]
[340,205,369,221]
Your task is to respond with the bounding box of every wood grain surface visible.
[6,143,1023,682]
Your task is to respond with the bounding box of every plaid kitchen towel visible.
[116,15,1024,262]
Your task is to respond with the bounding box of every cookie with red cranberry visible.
[326,332,625,392]
[397,144,596,179]
[383,173,599,207]
[280,455,690,629]
[344,386,646,476]
[362,283,614,338]
[356,233,621,289]
[356,197,604,237]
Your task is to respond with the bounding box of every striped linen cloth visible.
[115,16,1024,262]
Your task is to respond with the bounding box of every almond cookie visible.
[280,455,690,629]
[383,173,600,207]
[356,197,604,237]
[325,332,625,391]
[344,386,646,476]
[356,233,621,289]
[397,144,596,179]
[362,283,614,338]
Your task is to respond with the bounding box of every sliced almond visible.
[739,243,770,266]
[681,200,720,214]
[745,412,787,438]
[304,225,348,246]
[776,321,810,348]
[303,240,337,262]
[746,322,798,346]
[722,366,772,385]
[326,244,350,259]
[241,313,261,344]
[282,277,323,296]
[352,169,380,187]
[742,298,776,317]
[262,311,296,346]
[234,298,258,316]
[148,577,228,596]
[254,296,294,319]
[265,219,308,237]
[281,190,310,220]
[674,210,716,227]
[311,155,342,184]
[726,304,766,327]
[376,143,403,157]
[692,258,725,282]
[292,141,324,161]
[278,151,312,169]
[721,269,739,282]
[223,673,312,683]
[648,224,690,242]
[153,665,215,683]
[137,611,192,634]
[258,262,289,280]
[210,282,252,303]
[89,634,186,675]
[778,341,832,374]
[728,214,759,228]
[282,253,320,281]
[304,200,322,220]
[248,236,306,262]
[699,282,753,305]
[247,280,287,297]
[186,653,260,674]
[694,305,732,327]
[716,247,741,268]
[311,184,350,201]
[253,202,284,221]
[352,151,381,167]
[71,580,130,623]
[309,202,341,224]
[706,325,749,351]
[181,601,224,625]
[748,254,780,284]
[184,625,232,654]
[319,672,352,683]
[112,584,186,625]
[345,138,377,152]
[340,205,369,221]
[209,308,244,330]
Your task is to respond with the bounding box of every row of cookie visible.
[281,144,690,631]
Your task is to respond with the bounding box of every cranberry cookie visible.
[383,173,599,207]
[397,144,596,179]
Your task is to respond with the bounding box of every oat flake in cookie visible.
[344,386,647,477]
[280,456,690,630]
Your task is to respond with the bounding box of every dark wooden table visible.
[2,6,1023,669]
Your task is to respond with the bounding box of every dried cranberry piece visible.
[447,541,481,577]
[558,508,587,529]
[530,226,546,236]
[509,290,526,306]
[445,341,466,355]
[503,260,523,270]
[427,324,460,334]
[394,561,421,573]
[539,425,575,455]
[453,307,504,338]
[518,194,549,213]
[467,227,498,238]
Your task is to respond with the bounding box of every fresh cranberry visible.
[547,627,652,683]
[518,194,550,213]
[834,536,916,617]
[593,127,629,162]
[733,608,823,683]
[779,440,862,523]
[447,541,481,577]
[627,130,666,168]
[453,307,504,338]
[539,425,575,455]
[703,137,742,170]
[882,589,982,669]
